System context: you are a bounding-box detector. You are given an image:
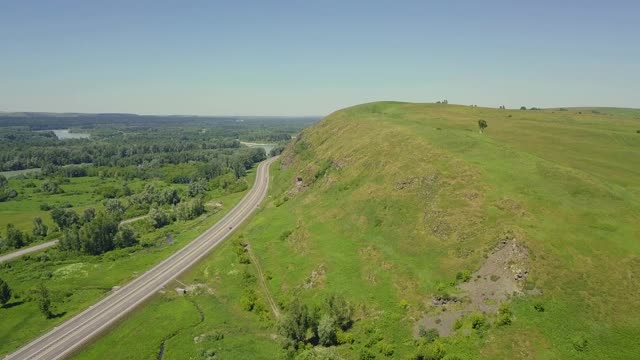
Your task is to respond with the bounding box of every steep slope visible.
[75,102,640,359]
[248,102,640,358]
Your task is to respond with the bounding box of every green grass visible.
[0,170,257,357]
[0,176,145,238]
[74,238,282,360]
[76,102,640,359]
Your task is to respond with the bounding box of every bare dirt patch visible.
[415,239,532,337]
[302,263,327,289]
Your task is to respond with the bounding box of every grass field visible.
[76,102,640,359]
[0,170,257,357]
[0,176,145,236]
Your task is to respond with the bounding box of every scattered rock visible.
[416,239,533,337]
[175,287,187,295]
[185,283,215,295]
[303,264,326,289]
[431,296,459,306]
[395,177,418,190]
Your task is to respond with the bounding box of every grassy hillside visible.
[77,102,640,359]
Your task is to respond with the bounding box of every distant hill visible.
[236,102,640,358]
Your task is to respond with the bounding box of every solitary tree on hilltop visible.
[478,120,488,133]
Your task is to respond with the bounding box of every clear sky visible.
[1,0,638,116]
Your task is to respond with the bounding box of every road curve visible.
[5,157,278,360]
[0,240,59,264]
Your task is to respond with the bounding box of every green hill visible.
[77,102,640,359]
[251,102,640,358]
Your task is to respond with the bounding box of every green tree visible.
[41,180,63,194]
[175,197,206,221]
[161,188,181,205]
[80,212,119,255]
[0,174,18,202]
[148,207,172,228]
[59,225,82,252]
[317,314,338,346]
[0,277,12,306]
[36,283,53,319]
[280,300,318,345]
[114,225,138,248]
[325,294,354,330]
[103,198,125,219]
[32,217,48,238]
[51,208,80,230]
[82,207,96,223]
[188,179,207,197]
[478,119,488,133]
[6,223,27,249]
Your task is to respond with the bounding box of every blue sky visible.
[1,0,638,115]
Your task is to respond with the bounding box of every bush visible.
[240,289,257,311]
[497,303,513,326]
[442,355,464,360]
[279,229,293,241]
[377,341,394,357]
[469,313,488,330]
[572,335,588,352]
[418,327,439,343]
[336,329,354,344]
[534,302,545,312]
[358,348,376,360]
[456,270,472,283]
[414,340,447,360]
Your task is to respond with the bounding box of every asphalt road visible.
[5,157,278,360]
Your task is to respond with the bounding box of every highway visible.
[5,156,278,360]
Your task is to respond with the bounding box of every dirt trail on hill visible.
[246,244,281,318]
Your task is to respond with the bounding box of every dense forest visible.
[0,113,317,171]
[0,113,317,253]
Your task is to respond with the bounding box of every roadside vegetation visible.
[0,115,312,356]
[76,102,640,359]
